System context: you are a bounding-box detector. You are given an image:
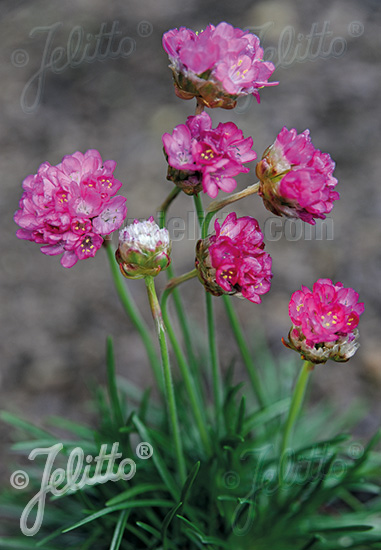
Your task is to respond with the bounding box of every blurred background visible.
[1,0,380,480]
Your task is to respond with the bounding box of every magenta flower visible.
[14,150,127,268]
[195,212,272,303]
[256,127,339,225]
[283,279,364,364]
[163,22,277,109]
[163,112,256,198]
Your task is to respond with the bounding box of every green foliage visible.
[1,337,380,550]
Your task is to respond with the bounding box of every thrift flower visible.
[14,150,127,268]
[163,112,256,198]
[163,22,277,109]
[195,212,272,303]
[256,127,339,225]
[116,217,171,279]
[283,279,364,364]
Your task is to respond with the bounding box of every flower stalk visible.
[104,240,163,391]
[280,360,314,460]
[207,182,260,215]
[145,275,187,483]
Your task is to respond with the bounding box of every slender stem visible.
[104,240,163,391]
[158,188,197,369]
[280,360,314,458]
[195,99,205,115]
[207,182,260,215]
[223,295,267,408]
[193,193,205,231]
[145,275,187,483]
[161,289,212,456]
[164,268,198,293]
[206,292,222,431]
[157,187,181,229]
[193,194,222,430]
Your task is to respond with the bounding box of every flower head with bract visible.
[283,279,364,364]
[256,127,339,225]
[196,212,272,303]
[116,217,171,279]
[14,150,127,268]
[163,112,257,198]
[163,22,278,109]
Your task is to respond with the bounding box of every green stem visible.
[280,360,314,458]
[206,291,222,432]
[157,187,181,229]
[207,182,260,214]
[164,268,198,293]
[193,193,205,230]
[145,275,187,483]
[158,188,197,369]
[222,295,267,408]
[161,288,212,456]
[104,240,163,391]
[194,195,222,431]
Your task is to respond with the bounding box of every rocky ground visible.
[1,0,380,486]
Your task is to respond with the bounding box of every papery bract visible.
[116,217,171,279]
[163,22,278,109]
[283,279,364,364]
[14,150,127,268]
[195,212,272,303]
[256,127,339,225]
[163,112,256,198]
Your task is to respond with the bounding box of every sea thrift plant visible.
[163,22,277,109]
[256,127,339,224]
[163,111,257,197]
[13,150,127,268]
[7,20,378,550]
[283,278,364,364]
[116,217,171,279]
[195,212,272,303]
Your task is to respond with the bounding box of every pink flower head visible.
[163,112,256,198]
[284,279,364,364]
[14,150,127,268]
[195,212,272,303]
[163,22,278,109]
[256,127,339,225]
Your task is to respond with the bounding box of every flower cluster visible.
[196,213,272,303]
[283,279,364,363]
[163,22,277,109]
[256,127,339,225]
[116,217,171,279]
[163,112,256,198]
[14,150,127,268]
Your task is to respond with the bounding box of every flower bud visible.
[256,127,339,225]
[283,279,364,364]
[116,217,171,279]
[195,213,272,303]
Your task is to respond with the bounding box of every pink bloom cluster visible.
[163,112,256,198]
[163,22,277,108]
[14,150,127,268]
[289,279,364,346]
[257,127,339,225]
[196,213,272,303]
